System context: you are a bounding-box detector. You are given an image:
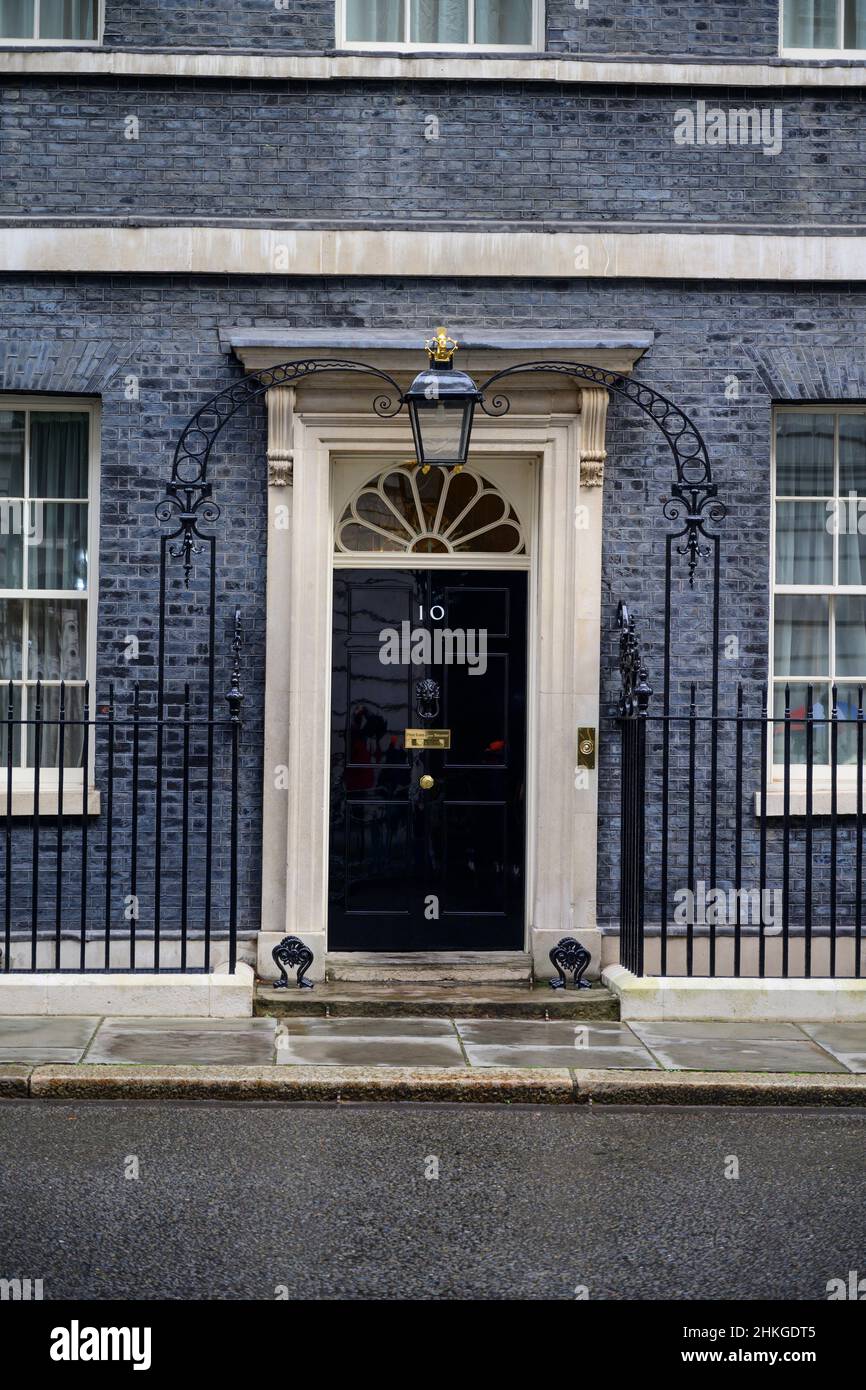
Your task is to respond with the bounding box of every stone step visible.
[254,981,619,1021]
[325,951,533,985]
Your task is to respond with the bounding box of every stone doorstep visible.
[324,952,533,984]
[5,1064,866,1105]
[254,981,619,1020]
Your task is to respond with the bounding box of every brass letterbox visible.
[404,728,451,750]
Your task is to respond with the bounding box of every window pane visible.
[0,411,25,497]
[0,0,35,38]
[775,411,834,495]
[774,595,829,676]
[839,526,866,585]
[839,413,866,493]
[345,0,402,40]
[411,0,468,42]
[783,0,839,46]
[475,0,533,43]
[26,599,86,681]
[26,682,86,770]
[775,500,833,584]
[39,0,97,39]
[836,685,865,764]
[836,595,866,677]
[30,411,88,498]
[773,682,829,763]
[844,0,866,46]
[29,503,88,590]
[0,682,22,769]
[0,600,24,680]
[0,520,23,589]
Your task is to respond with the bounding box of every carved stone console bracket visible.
[267,386,295,486]
[579,386,609,488]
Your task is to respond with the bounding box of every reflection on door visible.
[328,569,527,951]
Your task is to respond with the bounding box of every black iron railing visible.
[1,665,242,975]
[617,606,866,980]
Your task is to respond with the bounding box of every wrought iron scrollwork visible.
[159,360,404,585]
[476,360,725,587]
[271,935,315,989]
[548,936,592,990]
[617,601,653,717]
[225,608,244,722]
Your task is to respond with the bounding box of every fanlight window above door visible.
[335,465,526,556]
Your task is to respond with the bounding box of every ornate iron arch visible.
[158,354,725,718]
[475,360,726,586]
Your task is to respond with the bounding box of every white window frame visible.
[0,395,100,809]
[768,403,866,796]
[780,0,866,59]
[0,0,103,46]
[337,0,543,52]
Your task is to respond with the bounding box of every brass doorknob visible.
[419,774,435,790]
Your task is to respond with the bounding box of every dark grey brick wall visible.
[1,273,864,936]
[546,0,781,58]
[103,0,335,51]
[100,0,783,60]
[1,79,860,227]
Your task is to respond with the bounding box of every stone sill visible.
[0,788,101,817]
[755,788,866,817]
[0,47,864,88]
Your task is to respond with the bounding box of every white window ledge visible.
[0,788,101,817]
[755,788,865,817]
[0,49,864,88]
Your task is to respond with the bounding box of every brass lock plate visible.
[405,728,451,749]
[577,726,596,770]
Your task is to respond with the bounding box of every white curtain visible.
[38,0,97,39]
[845,0,866,45]
[410,0,467,43]
[345,0,403,41]
[783,0,839,47]
[0,1,34,38]
[475,0,532,44]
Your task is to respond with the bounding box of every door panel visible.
[329,568,527,950]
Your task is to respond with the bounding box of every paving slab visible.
[84,1016,278,1066]
[277,1017,456,1038]
[639,1038,848,1072]
[0,1015,98,1062]
[800,1023,866,1072]
[274,1037,466,1068]
[455,1018,639,1046]
[629,1021,808,1042]
[455,1017,659,1068]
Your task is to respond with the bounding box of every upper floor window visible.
[772,407,866,766]
[0,400,97,776]
[782,0,866,53]
[0,0,99,42]
[340,0,539,49]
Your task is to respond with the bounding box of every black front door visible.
[329,569,527,951]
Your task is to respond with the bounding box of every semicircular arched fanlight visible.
[335,465,526,556]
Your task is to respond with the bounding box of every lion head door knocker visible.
[272,935,315,989]
[549,937,592,990]
[415,678,440,722]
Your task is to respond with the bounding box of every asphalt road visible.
[0,1101,864,1300]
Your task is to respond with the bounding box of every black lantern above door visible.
[403,327,483,469]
